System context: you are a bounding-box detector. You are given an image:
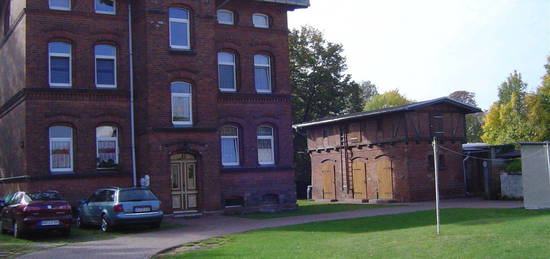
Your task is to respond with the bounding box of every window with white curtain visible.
[221,126,239,166]
[48,42,71,87]
[171,82,192,125]
[95,0,115,14]
[49,0,71,11]
[254,54,271,93]
[218,52,236,91]
[49,126,73,173]
[252,13,269,28]
[217,9,234,25]
[96,126,118,168]
[257,126,275,165]
[95,44,116,88]
[169,8,190,49]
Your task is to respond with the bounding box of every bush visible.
[505,160,522,173]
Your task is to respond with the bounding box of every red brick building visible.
[294,98,481,202]
[0,0,308,214]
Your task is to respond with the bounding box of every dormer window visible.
[217,9,234,25]
[252,13,269,28]
[49,0,71,11]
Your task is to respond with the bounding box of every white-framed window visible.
[257,126,275,165]
[95,45,117,88]
[218,52,236,92]
[252,13,269,28]
[96,126,119,169]
[49,0,71,11]
[217,9,234,25]
[49,126,73,173]
[254,54,271,93]
[171,82,193,125]
[169,8,190,50]
[221,126,239,166]
[48,42,72,88]
[95,0,115,15]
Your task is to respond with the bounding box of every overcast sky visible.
[288,0,550,110]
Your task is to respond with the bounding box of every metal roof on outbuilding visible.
[293,97,482,129]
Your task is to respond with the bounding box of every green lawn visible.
[232,200,390,219]
[161,208,550,259]
[0,223,183,259]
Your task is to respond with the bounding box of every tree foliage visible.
[364,90,412,111]
[526,57,550,141]
[449,91,483,143]
[481,72,536,144]
[360,81,379,103]
[290,26,364,123]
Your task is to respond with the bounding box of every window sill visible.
[169,49,196,56]
[50,171,74,175]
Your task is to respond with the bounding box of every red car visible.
[0,191,72,238]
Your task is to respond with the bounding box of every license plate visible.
[134,206,151,213]
[41,220,60,226]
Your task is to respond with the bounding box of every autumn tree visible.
[364,89,412,111]
[449,91,483,143]
[481,72,536,144]
[526,56,550,141]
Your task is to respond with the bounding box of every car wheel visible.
[100,215,111,232]
[13,222,23,239]
[150,222,161,229]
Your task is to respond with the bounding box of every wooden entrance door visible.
[352,160,368,200]
[170,154,198,212]
[322,163,336,200]
[377,158,393,200]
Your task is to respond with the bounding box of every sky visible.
[288,0,550,110]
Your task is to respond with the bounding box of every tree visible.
[360,81,378,103]
[290,26,364,124]
[526,56,550,141]
[290,26,364,192]
[364,90,412,111]
[481,72,535,144]
[449,91,483,143]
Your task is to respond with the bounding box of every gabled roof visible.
[293,97,482,129]
[255,0,310,7]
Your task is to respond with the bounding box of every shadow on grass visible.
[257,208,550,234]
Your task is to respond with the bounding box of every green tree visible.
[449,91,484,143]
[290,26,364,190]
[526,57,550,141]
[481,72,536,144]
[364,90,412,111]
[360,81,379,103]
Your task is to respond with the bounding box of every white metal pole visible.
[432,137,441,235]
[546,142,550,187]
[128,2,137,187]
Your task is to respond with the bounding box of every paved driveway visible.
[19,198,521,259]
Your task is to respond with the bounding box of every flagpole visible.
[433,137,441,235]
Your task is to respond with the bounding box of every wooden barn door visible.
[377,158,393,200]
[352,161,368,200]
[322,164,336,200]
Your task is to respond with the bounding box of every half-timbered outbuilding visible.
[294,97,481,202]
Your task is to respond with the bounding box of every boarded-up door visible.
[352,161,368,200]
[377,158,393,200]
[322,164,336,200]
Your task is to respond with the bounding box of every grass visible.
[160,208,550,259]
[0,222,183,259]
[232,200,390,219]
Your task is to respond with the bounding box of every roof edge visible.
[255,0,310,7]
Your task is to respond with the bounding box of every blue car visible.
[76,187,164,232]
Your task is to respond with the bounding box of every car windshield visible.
[28,192,63,201]
[118,189,158,202]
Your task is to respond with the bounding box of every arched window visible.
[169,8,190,50]
[252,13,269,28]
[95,0,115,15]
[48,42,72,87]
[221,126,239,166]
[49,126,73,173]
[96,126,119,169]
[171,82,192,125]
[218,52,236,92]
[217,9,234,25]
[257,126,275,165]
[254,54,271,93]
[95,44,117,88]
[49,0,71,11]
